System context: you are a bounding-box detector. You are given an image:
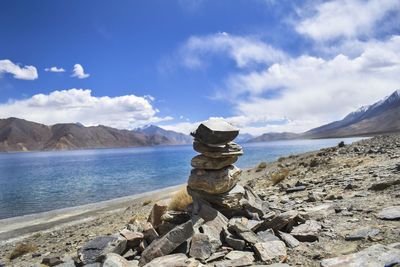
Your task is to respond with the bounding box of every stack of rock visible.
[187,118,246,214]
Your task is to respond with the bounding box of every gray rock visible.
[42,256,62,266]
[320,244,400,267]
[345,227,380,241]
[103,253,138,267]
[286,186,306,193]
[57,260,76,267]
[142,253,188,267]
[225,250,254,261]
[228,221,260,245]
[193,140,243,158]
[200,224,222,252]
[139,220,194,266]
[290,220,321,242]
[214,255,254,267]
[304,204,335,221]
[265,210,298,231]
[187,184,245,211]
[206,250,230,263]
[143,222,159,243]
[253,241,287,263]
[378,205,400,220]
[278,231,300,248]
[161,211,190,225]
[247,219,264,232]
[120,229,144,248]
[257,229,280,242]
[191,119,239,145]
[83,263,102,267]
[78,235,127,264]
[189,233,212,260]
[191,154,238,170]
[188,165,242,194]
[224,229,246,250]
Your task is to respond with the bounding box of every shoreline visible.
[0,184,184,243]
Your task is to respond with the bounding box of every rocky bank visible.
[1,133,400,266]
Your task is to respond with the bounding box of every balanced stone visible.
[191,154,238,170]
[187,184,245,210]
[193,140,243,158]
[188,165,242,194]
[191,118,239,144]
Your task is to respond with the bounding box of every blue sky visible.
[0,0,399,135]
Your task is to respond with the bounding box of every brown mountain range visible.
[0,118,177,152]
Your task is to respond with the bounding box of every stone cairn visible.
[187,118,246,214]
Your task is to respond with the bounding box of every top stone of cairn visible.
[191,118,239,144]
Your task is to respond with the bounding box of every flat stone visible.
[139,220,194,266]
[206,250,230,263]
[57,259,76,267]
[147,202,168,230]
[193,140,243,158]
[290,220,321,242]
[187,184,245,210]
[143,222,159,243]
[320,244,400,267]
[189,233,212,260]
[379,206,400,220]
[247,219,264,232]
[224,233,246,250]
[228,221,260,245]
[266,210,298,231]
[191,154,238,170]
[103,253,138,267]
[161,211,190,225]
[188,165,242,194]
[41,257,62,266]
[142,253,188,267]
[253,241,287,263]
[286,186,306,193]
[345,227,380,241]
[257,229,280,242]
[200,224,222,252]
[305,204,335,221]
[278,231,300,248]
[214,255,254,267]
[78,235,127,264]
[120,229,144,248]
[225,250,254,261]
[191,119,239,145]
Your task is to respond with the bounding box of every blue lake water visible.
[0,137,364,219]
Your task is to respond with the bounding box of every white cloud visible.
[0,59,38,80]
[296,0,400,41]
[45,66,65,72]
[71,64,90,79]
[0,89,172,129]
[180,32,287,69]
[226,36,400,132]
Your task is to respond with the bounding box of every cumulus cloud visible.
[161,121,200,135]
[224,35,400,132]
[179,32,287,69]
[296,0,400,41]
[0,89,172,129]
[45,66,65,72]
[71,64,90,79]
[0,59,38,80]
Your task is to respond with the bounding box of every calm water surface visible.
[0,137,364,219]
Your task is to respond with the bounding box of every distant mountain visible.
[248,132,300,142]
[250,89,400,142]
[0,118,177,152]
[134,125,193,145]
[235,133,254,143]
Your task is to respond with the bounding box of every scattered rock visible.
[143,222,159,244]
[41,256,62,266]
[120,229,144,248]
[278,231,300,248]
[147,202,168,230]
[290,220,321,242]
[265,210,298,231]
[228,221,260,245]
[253,241,287,263]
[214,255,254,267]
[257,229,280,242]
[378,206,400,220]
[189,233,212,260]
[78,235,127,264]
[103,253,138,267]
[142,253,188,267]
[320,244,400,267]
[139,220,194,266]
[345,227,380,241]
[286,186,306,193]
[161,211,190,225]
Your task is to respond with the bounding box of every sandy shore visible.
[0,184,184,243]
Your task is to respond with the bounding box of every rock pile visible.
[187,119,246,214]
